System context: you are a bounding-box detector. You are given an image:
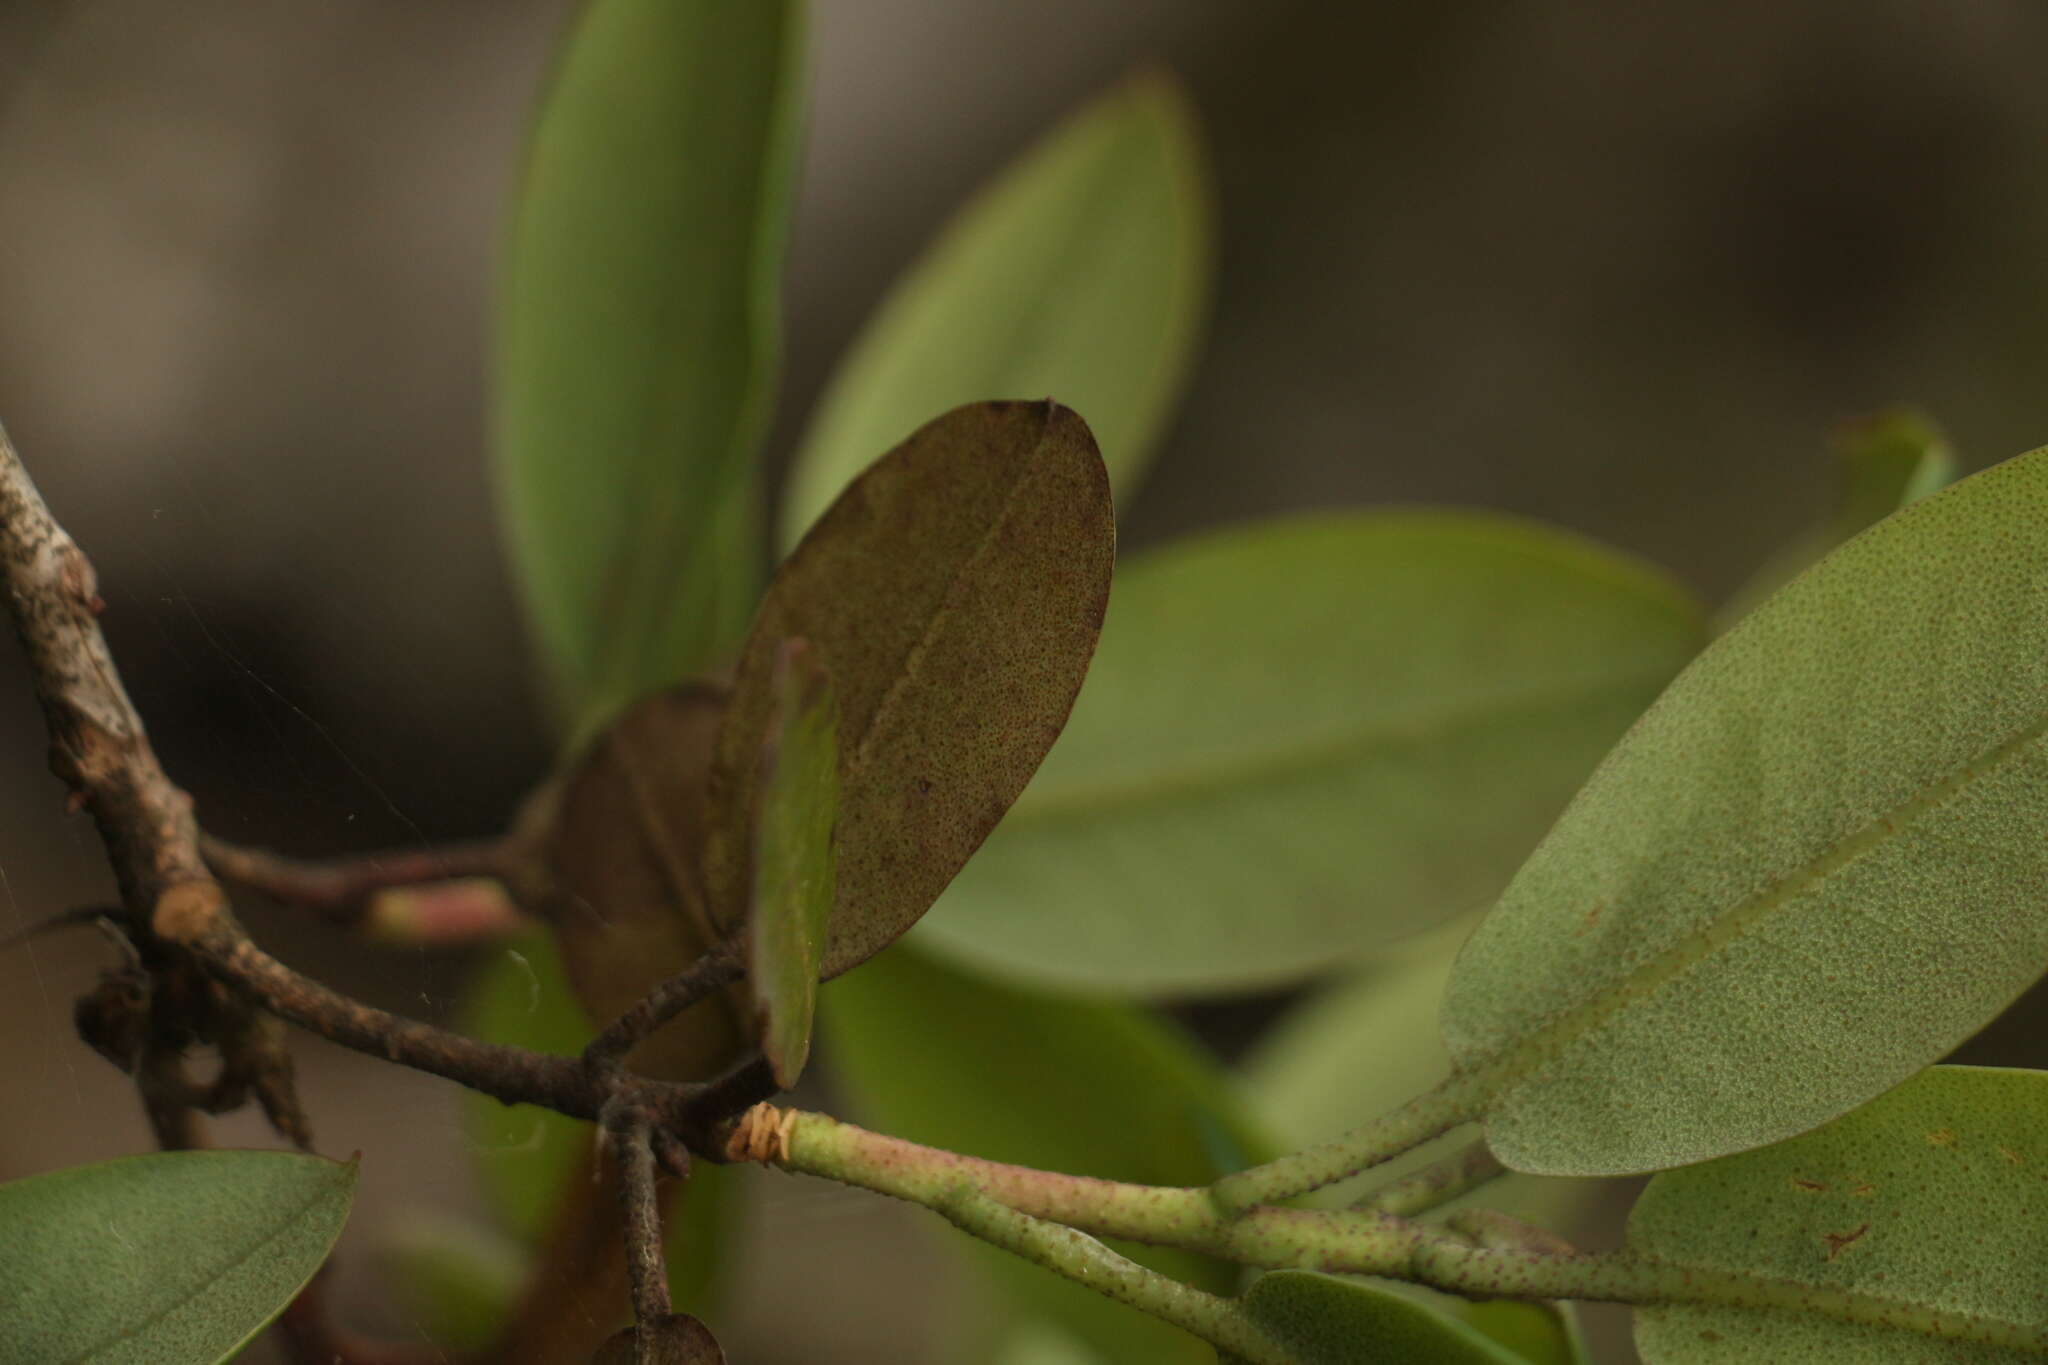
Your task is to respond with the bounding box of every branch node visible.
[727,1102,792,1164]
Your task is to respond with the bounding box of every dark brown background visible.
[3,3,2046,1360]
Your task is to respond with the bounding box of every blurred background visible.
[2,2,2046,1361]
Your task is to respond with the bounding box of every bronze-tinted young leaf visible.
[709,400,1113,979]
[538,683,748,1081]
[1630,1067,2048,1363]
[591,1313,726,1364]
[749,638,840,1088]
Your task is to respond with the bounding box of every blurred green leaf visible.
[780,72,1210,548]
[1460,1302,1590,1365]
[380,1213,527,1353]
[1631,1066,2048,1363]
[916,510,1705,994]
[710,401,1114,981]
[495,0,805,727]
[1240,913,1592,1236]
[1719,407,1957,628]
[749,638,840,1087]
[822,943,1265,1362]
[0,1150,354,1364]
[1443,445,2048,1176]
[992,1320,1114,1365]
[457,928,734,1314]
[1221,1272,1525,1364]
[461,926,600,1245]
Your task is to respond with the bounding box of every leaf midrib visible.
[850,405,1065,777]
[1487,703,2048,1084]
[72,1168,346,1363]
[1002,660,1683,827]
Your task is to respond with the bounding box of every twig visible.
[202,833,524,943]
[604,1100,673,1344]
[1353,1139,1506,1218]
[937,1185,1288,1364]
[0,421,209,916]
[584,939,746,1070]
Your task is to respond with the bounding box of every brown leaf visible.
[707,399,1114,979]
[533,682,748,1081]
[590,1313,726,1364]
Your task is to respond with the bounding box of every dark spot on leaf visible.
[1823,1222,1871,1260]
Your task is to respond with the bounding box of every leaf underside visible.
[0,1150,355,1364]
[1445,444,2048,1175]
[709,399,1114,981]
[1631,1066,2048,1363]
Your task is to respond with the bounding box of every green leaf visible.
[457,928,735,1316]
[1719,407,1958,628]
[495,0,805,727]
[460,926,598,1245]
[1223,1272,1526,1364]
[379,1213,527,1353]
[0,1149,355,1364]
[779,72,1210,548]
[915,511,1706,993]
[821,943,1264,1363]
[1442,444,2048,1176]
[993,1320,1113,1365]
[710,400,1115,980]
[536,684,749,1083]
[1460,1302,1590,1365]
[1630,1066,2048,1363]
[749,638,840,1087]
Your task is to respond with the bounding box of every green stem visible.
[1210,1069,1494,1213]
[1353,1140,1505,1219]
[741,1106,2048,1356]
[937,1186,1290,1364]
[747,1106,1421,1266]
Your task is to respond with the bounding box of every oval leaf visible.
[1460,1302,1591,1365]
[495,0,805,725]
[710,400,1114,979]
[780,72,1209,548]
[750,638,840,1087]
[1443,445,2048,1176]
[0,1149,355,1364]
[1224,1272,1526,1364]
[460,926,606,1244]
[1630,1066,2048,1363]
[540,683,749,1082]
[915,511,1705,993]
[822,943,1265,1362]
